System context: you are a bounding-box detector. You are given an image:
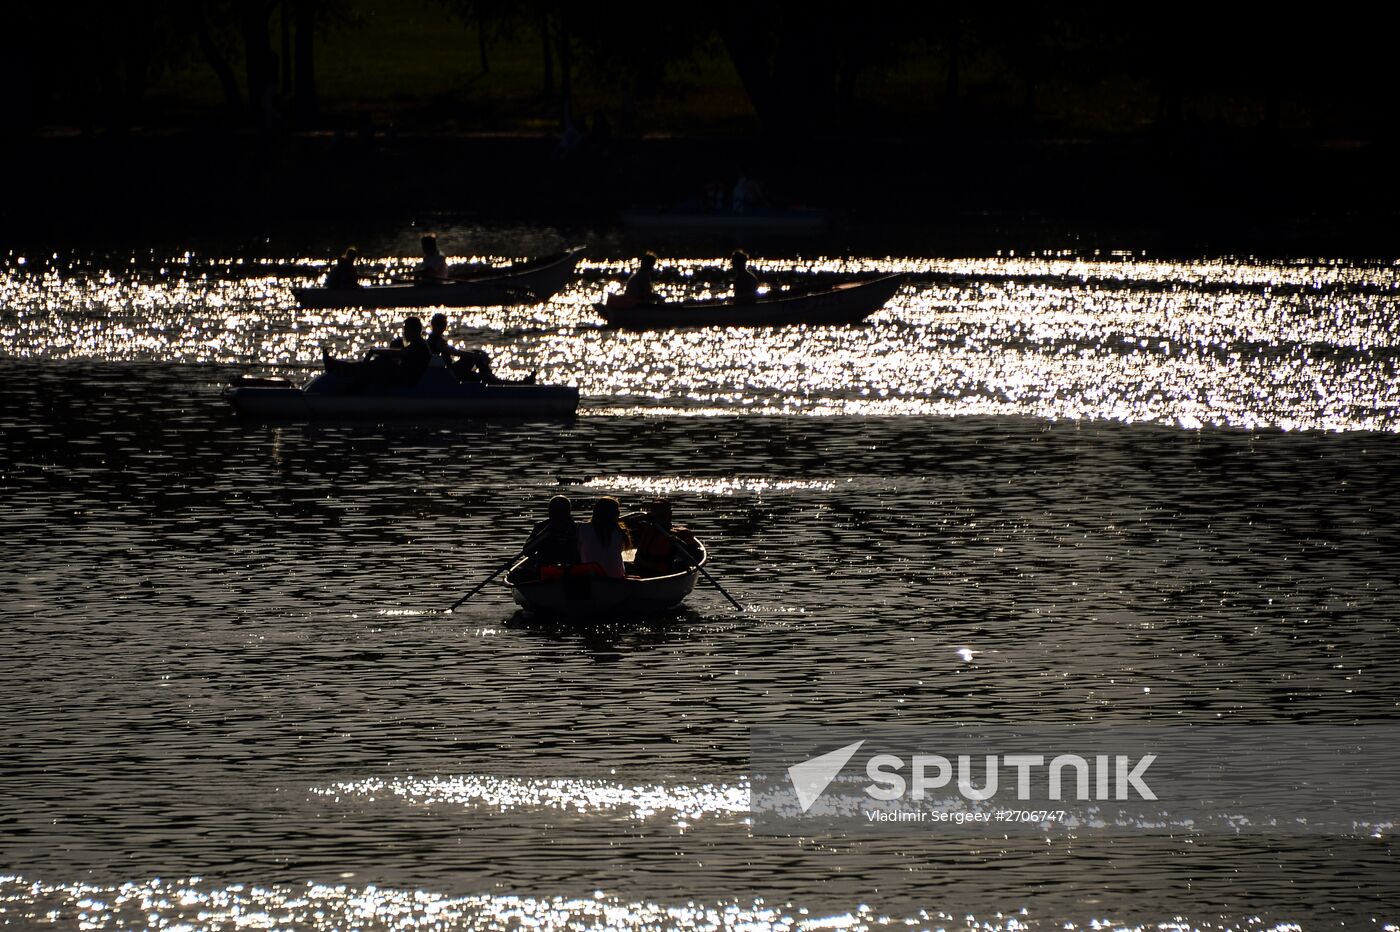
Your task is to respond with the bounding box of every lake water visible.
[1,243,1398,930]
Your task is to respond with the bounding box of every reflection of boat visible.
[225,368,579,418]
[619,207,830,234]
[507,541,707,618]
[291,247,585,310]
[594,275,903,329]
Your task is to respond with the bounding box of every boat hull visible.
[595,274,903,329]
[293,248,584,310]
[507,542,707,619]
[226,370,580,419]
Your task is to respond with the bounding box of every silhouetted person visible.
[731,250,759,303]
[577,497,632,579]
[325,248,361,289]
[419,234,449,282]
[731,175,765,214]
[623,499,699,578]
[322,316,432,388]
[426,312,537,385]
[703,180,726,212]
[527,495,582,571]
[624,252,662,304]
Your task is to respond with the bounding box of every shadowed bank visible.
[3,1,1400,252]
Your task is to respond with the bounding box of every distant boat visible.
[292,247,585,310]
[594,274,903,329]
[225,368,579,418]
[507,541,707,618]
[619,206,831,235]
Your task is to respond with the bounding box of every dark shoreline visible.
[4,130,1400,257]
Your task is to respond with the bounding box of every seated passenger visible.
[419,233,450,283]
[426,312,537,384]
[623,499,699,577]
[576,497,632,579]
[731,250,759,304]
[623,252,663,305]
[731,174,766,215]
[325,247,361,289]
[321,315,432,387]
[522,495,582,578]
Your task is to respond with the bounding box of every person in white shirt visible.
[576,497,632,579]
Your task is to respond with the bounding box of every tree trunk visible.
[477,6,490,74]
[281,0,293,93]
[1013,8,1042,128]
[120,38,152,131]
[539,9,554,96]
[4,42,39,132]
[191,0,245,116]
[944,10,961,125]
[241,0,275,126]
[718,20,777,130]
[294,0,317,122]
[556,9,572,128]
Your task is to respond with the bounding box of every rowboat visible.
[507,540,707,619]
[594,274,903,329]
[225,368,579,418]
[292,247,585,310]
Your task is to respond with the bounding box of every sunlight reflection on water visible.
[311,774,749,824]
[577,475,842,496]
[0,875,1329,932]
[4,252,1399,430]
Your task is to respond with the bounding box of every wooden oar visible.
[645,520,744,611]
[446,529,546,612]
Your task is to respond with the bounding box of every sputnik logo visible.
[787,740,866,812]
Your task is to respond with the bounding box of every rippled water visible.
[4,251,1400,427]
[1,248,1398,929]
